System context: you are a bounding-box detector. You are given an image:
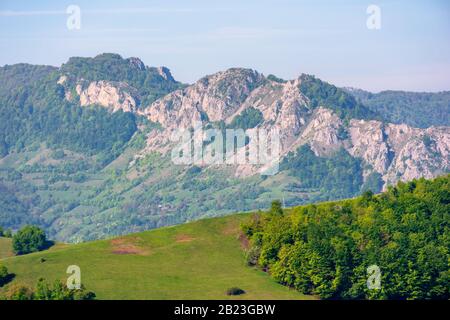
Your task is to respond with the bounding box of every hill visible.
[0,214,313,300]
[0,237,13,259]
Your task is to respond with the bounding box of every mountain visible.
[0,53,449,242]
[344,87,450,128]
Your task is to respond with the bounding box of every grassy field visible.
[0,214,314,300]
[0,237,13,259]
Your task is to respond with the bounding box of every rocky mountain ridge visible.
[56,61,450,189]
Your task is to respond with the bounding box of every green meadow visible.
[0,214,313,300]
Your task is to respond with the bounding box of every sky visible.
[0,0,449,92]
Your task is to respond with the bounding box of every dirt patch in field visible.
[175,234,195,243]
[238,232,250,250]
[222,220,239,236]
[110,237,149,255]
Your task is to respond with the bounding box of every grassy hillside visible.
[0,237,13,259]
[0,214,313,300]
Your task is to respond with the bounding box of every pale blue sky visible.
[1,0,449,92]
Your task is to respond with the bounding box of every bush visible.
[12,225,48,255]
[3,284,34,300]
[1,278,96,300]
[0,265,8,286]
[3,229,12,238]
[226,287,246,296]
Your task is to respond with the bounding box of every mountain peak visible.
[127,57,146,71]
[156,66,174,82]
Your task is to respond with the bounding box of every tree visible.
[12,225,48,255]
[0,226,3,237]
[270,200,283,216]
[3,229,12,238]
[0,264,9,286]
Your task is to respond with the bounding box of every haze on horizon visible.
[0,0,449,93]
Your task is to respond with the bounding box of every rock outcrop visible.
[138,68,450,187]
[76,80,138,113]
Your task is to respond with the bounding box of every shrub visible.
[3,284,34,300]
[1,279,96,300]
[0,265,9,286]
[226,287,246,296]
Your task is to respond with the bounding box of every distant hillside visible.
[345,88,450,128]
[0,214,312,300]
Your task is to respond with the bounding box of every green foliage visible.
[0,182,34,229]
[270,200,284,216]
[0,265,8,286]
[242,175,450,299]
[267,74,287,83]
[299,74,381,121]
[361,172,384,193]
[34,278,96,300]
[347,89,450,128]
[2,278,95,300]
[50,149,65,160]
[281,145,364,200]
[0,64,56,98]
[2,284,34,300]
[228,107,264,130]
[12,225,48,255]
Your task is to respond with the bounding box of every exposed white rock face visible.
[348,119,392,173]
[347,120,450,186]
[136,68,450,186]
[77,80,138,113]
[144,68,265,124]
[299,107,344,156]
[240,78,311,152]
[57,75,68,85]
[156,67,175,82]
[383,126,450,185]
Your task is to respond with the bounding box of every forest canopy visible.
[242,174,450,299]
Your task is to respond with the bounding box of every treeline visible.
[347,88,450,128]
[242,175,450,299]
[299,74,382,122]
